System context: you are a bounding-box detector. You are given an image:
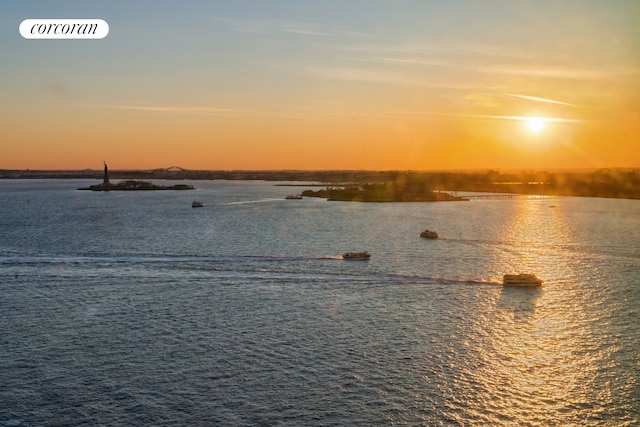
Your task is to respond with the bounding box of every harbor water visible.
[1,179,639,426]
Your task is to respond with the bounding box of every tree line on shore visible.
[301,183,470,202]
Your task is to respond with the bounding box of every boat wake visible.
[0,254,344,265]
[0,254,498,286]
[221,198,283,206]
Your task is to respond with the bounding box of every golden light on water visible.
[448,199,626,423]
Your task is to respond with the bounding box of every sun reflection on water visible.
[496,199,576,283]
[447,199,634,424]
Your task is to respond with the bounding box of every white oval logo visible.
[19,19,109,39]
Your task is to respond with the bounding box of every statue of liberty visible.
[103,161,110,186]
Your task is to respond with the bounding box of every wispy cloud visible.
[92,105,256,116]
[211,16,338,37]
[344,56,447,67]
[505,93,576,106]
[304,64,483,91]
[279,21,329,37]
[340,40,534,60]
[210,17,276,35]
[388,110,584,123]
[86,101,589,125]
[308,66,408,85]
[445,42,536,59]
[478,65,611,80]
[91,103,376,120]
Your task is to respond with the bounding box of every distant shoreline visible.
[301,185,470,202]
[1,168,639,200]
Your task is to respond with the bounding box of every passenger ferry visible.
[503,273,543,287]
[343,251,371,260]
[420,229,439,239]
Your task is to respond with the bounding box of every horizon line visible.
[2,167,639,173]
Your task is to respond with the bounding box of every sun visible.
[524,117,546,133]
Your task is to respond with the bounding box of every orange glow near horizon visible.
[2,101,638,171]
[0,108,638,170]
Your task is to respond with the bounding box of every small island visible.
[78,163,194,191]
[301,182,469,202]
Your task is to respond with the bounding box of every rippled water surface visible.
[1,180,639,426]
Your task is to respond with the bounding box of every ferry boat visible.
[343,251,371,260]
[503,273,542,287]
[420,229,439,239]
[192,201,206,208]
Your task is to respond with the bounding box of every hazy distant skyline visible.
[1,1,639,170]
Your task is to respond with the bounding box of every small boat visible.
[192,201,206,208]
[343,251,371,260]
[503,273,543,287]
[285,194,303,200]
[420,229,439,239]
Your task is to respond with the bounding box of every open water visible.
[1,179,639,426]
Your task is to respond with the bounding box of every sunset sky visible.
[1,1,639,170]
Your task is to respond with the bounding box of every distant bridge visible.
[152,166,188,172]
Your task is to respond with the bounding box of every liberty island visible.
[77,162,194,191]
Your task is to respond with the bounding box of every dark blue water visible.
[1,180,639,426]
